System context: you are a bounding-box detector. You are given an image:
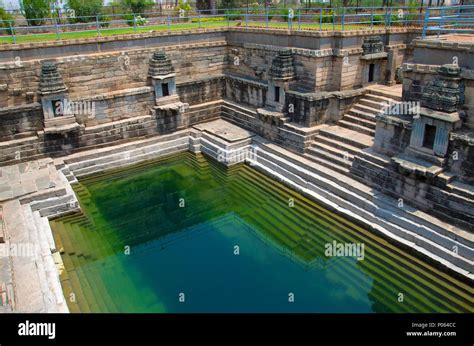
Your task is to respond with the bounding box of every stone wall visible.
[0,104,43,140]
[0,27,418,164]
[447,133,474,184]
[373,117,412,157]
[286,89,364,127]
[351,156,474,230]
[224,75,267,108]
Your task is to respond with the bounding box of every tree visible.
[0,6,14,34]
[20,0,51,26]
[196,0,217,14]
[66,0,104,22]
[118,0,154,14]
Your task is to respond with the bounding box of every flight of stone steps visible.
[248,136,474,278]
[305,88,402,176]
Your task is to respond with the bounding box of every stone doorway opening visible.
[422,124,437,150]
[368,64,375,83]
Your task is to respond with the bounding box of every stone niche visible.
[360,36,387,86]
[149,51,189,133]
[149,51,179,106]
[265,50,296,113]
[256,50,296,123]
[403,65,465,164]
[37,61,80,135]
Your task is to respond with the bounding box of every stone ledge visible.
[403,63,474,80]
[0,102,41,115]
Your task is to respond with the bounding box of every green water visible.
[50,152,473,313]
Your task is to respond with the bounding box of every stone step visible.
[65,130,188,165]
[337,120,375,137]
[315,135,362,156]
[347,108,378,123]
[351,156,474,237]
[367,88,403,102]
[356,147,392,168]
[446,180,474,201]
[255,137,474,248]
[305,147,352,175]
[341,114,376,130]
[222,100,257,118]
[359,98,386,110]
[311,141,356,161]
[364,93,400,104]
[70,141,188,178]
[353,103,384,116]
[319,126,374,148]
[250,140,474,275]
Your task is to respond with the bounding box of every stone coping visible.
[420,108,461,123]
[360,52,388,60]
[0,26,418,52]
[239,43,366,58]
[287,87,365,101]
[413,36,474,52]
[226,74,267,88]
[403,62,474,80]
[450,129,474,145]
[0,40,228,66]
[0,102,41,114]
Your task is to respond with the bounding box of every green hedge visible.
[0,7,14,34]
[191,17,226,23]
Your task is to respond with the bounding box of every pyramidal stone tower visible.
[38,61,80,133]
[264,50,296,113]
[148,51,180,107]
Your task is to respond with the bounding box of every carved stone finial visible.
[148,51,174,77]
[362,36,384,55]
[421,64,465,113]
[269,50,296,80]
[38,61,67,94]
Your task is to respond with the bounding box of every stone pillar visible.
[410,119,424,148]
[386,48,398,86]
[433,126,449,156]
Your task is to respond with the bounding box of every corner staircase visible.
[305,87,402,176]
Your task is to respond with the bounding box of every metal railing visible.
[422,5,474,38]
[0,6,468,44]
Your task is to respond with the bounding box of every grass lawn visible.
[0,20,407,45]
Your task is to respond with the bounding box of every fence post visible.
[332,9,335,31]
[198,12,201,29]
[168,15,171,33]
[133,14,137,33]
[298,11,301,31]
[319,8,322,31]
[388,7,392,27]
[422,8,430,38]
[342,7,345,31]
[245,12,248,29]
[266,10,269,31]
[438,8,445,37]
[96,15,101,37]
[8,20,16,44]
[370,7,374,29]
[55,17,60,41]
